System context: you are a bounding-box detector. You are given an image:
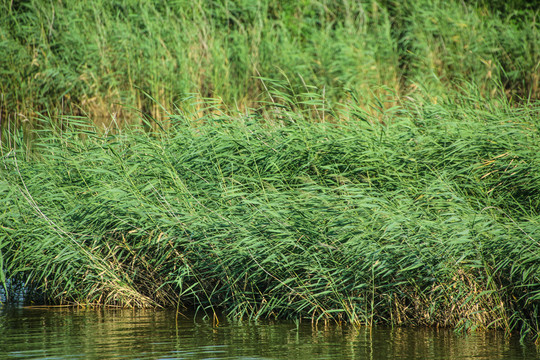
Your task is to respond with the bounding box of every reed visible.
[1,0,539,343]
[2,88,540,341]
[0,0,538,132]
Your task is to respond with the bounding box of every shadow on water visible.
[0,280,46,308]
[0,307,538,359]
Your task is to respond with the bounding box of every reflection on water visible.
[0,307,538,359]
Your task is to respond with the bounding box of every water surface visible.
[0,307,538,359]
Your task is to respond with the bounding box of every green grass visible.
[1,0,540,343]
[2,89,540,340]
[0,0,538,131]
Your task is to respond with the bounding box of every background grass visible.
[1,0,538,130]
[1,0,540,343]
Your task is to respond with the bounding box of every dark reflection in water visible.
[0,307,538,359]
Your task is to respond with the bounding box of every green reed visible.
[1,88,540,340]
[1,0,539,343]
[1,0,538,131]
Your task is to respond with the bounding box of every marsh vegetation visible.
[1,0,539,342]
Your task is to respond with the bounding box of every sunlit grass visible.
[1,0,539,343]
[0,0,538,132]
[2,90,540,341]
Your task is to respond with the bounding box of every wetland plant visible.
[1,92,540,341]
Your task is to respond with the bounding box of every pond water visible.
[0,307,538,359]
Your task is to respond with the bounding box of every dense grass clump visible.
[1,92,540,340]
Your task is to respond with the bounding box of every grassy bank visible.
[2,90,540,340]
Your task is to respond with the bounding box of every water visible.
[0,307,538,359]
